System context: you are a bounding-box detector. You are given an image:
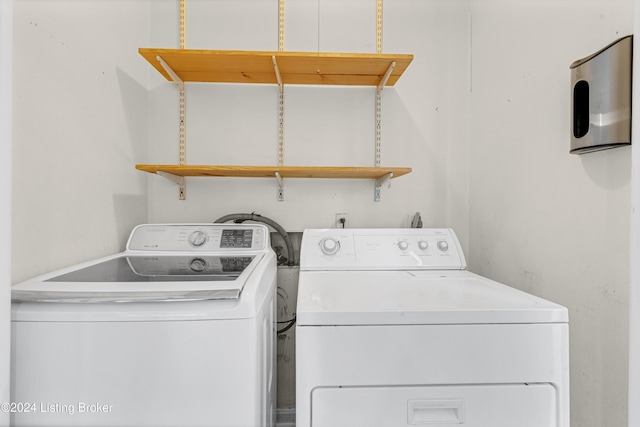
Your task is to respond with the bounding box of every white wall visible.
[468,1,632,426]
[629,0,640,425]
[145,0,471,243]
[0,1,12,425]
[11,1,150,283]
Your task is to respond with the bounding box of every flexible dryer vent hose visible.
[213,213,296,266]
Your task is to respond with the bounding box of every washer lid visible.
[11,253,261,303]
[296,270,568,325]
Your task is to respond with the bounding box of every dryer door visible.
[312,384,557,427]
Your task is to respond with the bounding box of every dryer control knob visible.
[398,240,409,250]
[188,231,208,247]
[437,240,449,251]
[418,241,429,250]
[320,238,340,255]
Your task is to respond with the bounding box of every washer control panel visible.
[300,228,466,270]
[127,224,268,252]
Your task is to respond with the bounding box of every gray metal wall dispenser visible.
[570,35,633,154]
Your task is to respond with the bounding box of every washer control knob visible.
[189,258,207,272]
[320,238,340,255]
[418,241,429,250]
[437,240,449,252]
[188,231,208,247]
[398,240,409,250]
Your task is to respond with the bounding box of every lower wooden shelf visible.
[136,164,411,201]
[136,164,412,180]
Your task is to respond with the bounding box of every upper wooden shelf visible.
[139,48,413,86]
[136,164,412,180]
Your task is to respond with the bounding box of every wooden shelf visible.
[137,48,414,200]
[139,48,413,86]
[136,164,412,180]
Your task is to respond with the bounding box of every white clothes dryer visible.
[296,228,569,427]
[11,223,277,427]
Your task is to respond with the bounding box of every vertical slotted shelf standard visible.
[136,48,414,199]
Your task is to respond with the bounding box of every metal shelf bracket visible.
[374,172,393,202]
[157,56,184,91]
[275,172,284,201]
[373,61,396,202]
[157,171,186,199]
[272,56,283,94]
[274,55,285,201]
[377,61,396,95]
[157,54,187,200]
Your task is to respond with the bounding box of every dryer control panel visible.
[127,224,268,252]
[300,228,466,271]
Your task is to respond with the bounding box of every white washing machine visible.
[296,228,569,427]
[11,223,277,427]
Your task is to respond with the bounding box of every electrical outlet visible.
[335,213,349,229]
